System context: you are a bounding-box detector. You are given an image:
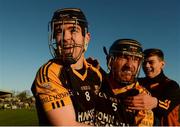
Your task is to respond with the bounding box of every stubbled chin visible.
[121,75,132,82]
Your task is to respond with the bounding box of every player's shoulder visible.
[38,59,63,73]
[163,77,180,89]
[32,59,65,91]
[34,59,64,83]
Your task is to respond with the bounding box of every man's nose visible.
[124,59,133,68]
[63,30,71,41]
[143,62,150,68]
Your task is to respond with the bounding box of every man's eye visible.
[71,27,79,33]
[71,29,77,33]
[134,57,140,61]
[149,61,154,64]
[56,29,62,33]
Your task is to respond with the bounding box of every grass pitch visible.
[0,109,38,126]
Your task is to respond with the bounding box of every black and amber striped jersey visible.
[31,59,102,125]
[95,74,154,126]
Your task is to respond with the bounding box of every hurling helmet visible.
[48,8,88,65]
[109,39,143,58]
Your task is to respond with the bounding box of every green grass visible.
[0,109,38,126]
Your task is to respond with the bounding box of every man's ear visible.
[161,61,165,69]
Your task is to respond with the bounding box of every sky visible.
[0,0,180,92]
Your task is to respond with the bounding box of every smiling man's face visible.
[143,55,165,78]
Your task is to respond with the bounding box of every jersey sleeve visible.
[161,104,180,126]
[31,62,73,112]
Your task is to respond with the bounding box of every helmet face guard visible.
[105,39,143,85]
[48,8,88,65]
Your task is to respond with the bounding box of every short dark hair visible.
[143,48,164,61]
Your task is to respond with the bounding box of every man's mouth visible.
[145,68,152,73]
[62,46,73,55]
[63,45,73,49]
[122,70,133,75]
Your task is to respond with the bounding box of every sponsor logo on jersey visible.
[78,108,94,124]
[95,111,129,126]
[96,111,115,124]
[81,85,91,91]
[41,91,69,104]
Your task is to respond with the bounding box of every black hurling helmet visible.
[105,39,143,84]
[48,8,88,65]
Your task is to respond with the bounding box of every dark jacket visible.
[138,71,180,126]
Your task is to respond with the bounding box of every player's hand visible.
[86,57,100,69]
[124,93,158,110]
